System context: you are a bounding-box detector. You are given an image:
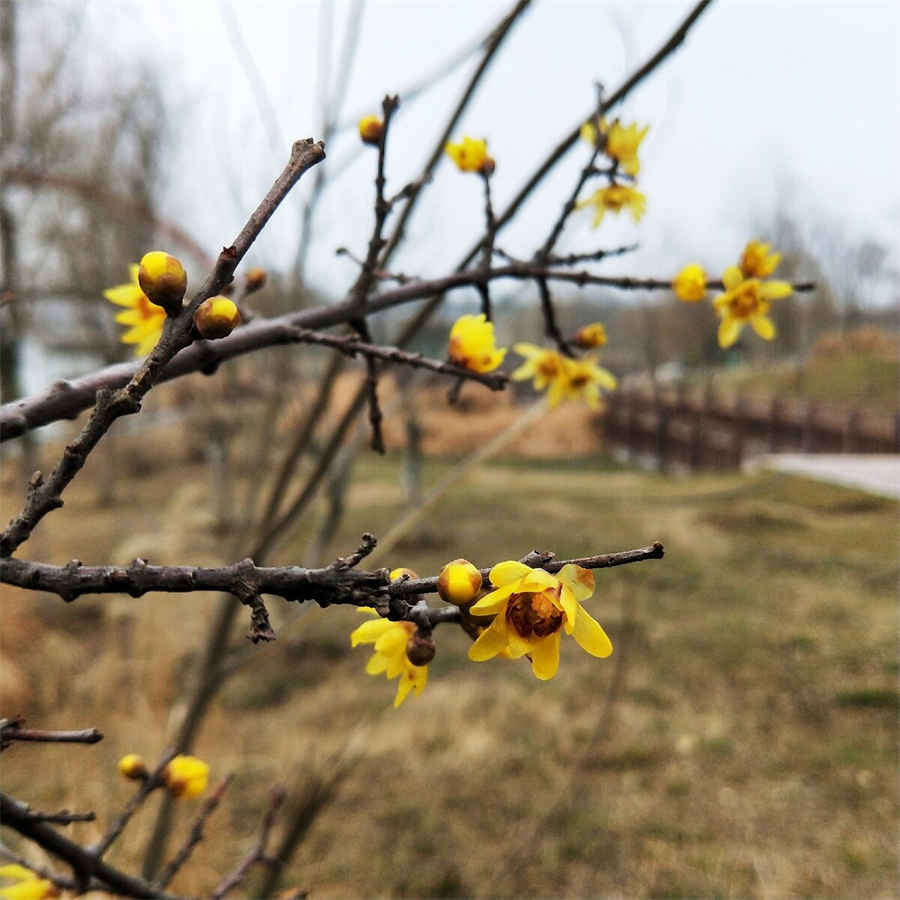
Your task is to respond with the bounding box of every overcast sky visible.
[74,0,900,303]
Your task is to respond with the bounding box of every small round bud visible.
[389,567,419,582]
[118,753,148,781]
[163,755,209,798]
[406,630,436,666]
[245,267,267,293]
[480,155,496,176]
[193,296,241,339]
[358,114,384,146]
[138,251,187,315]
[573,322,608,349]
[437,558,483,606]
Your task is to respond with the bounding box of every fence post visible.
[733,389,746,469]
[844,408,860,453]
[803,401,818,453]
[654,383,669,473]
[769,394,783,453]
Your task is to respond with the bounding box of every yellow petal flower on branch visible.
[437,558,483,606]
[512,344,616,409]
[468,562,612,680]
[358,114,384,146]
[0,865,58,900]
[193,296,241,339]
[448,313,506,373]
[573,322,608,349]
[672,263,707,302]
[579,118,607,147]
[104,263,165,357]
[389,567,419,582]
[713,265,793,348]
[739,239,781,278]
[577,185,646,226]
[138,251,187,315]
[163,755,209,798]
[605,120,649,176]
[117,753,149,780]
[445,136,494,174]
[351,611,428,708]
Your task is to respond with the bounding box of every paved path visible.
[753,454,900,499]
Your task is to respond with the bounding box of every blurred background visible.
[1,1,897,897]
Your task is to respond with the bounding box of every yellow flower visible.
[579,118,607,147]
[512,344,616,408]
[713,265,793,348]
[445,136,494,174]
[739,239,781,278]
[564,356,617,409]
[468,562,612,680]
[0,865,58,900]
[351,610,428,708]
[448,314,506,373]
[117,753,148,780]
[577,184,646,226]
[605,120,649,176]
[573,322,608,349]
[672,263,707,302]
[358,114,384,145]
[389,567,418,581]
[104,264,165,356]
[163,755,209,798]
[437,558,483,606]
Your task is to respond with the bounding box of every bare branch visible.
[0,717,102,750]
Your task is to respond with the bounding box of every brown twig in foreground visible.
[0,717,103,750]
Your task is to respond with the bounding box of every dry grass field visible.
[2,413,898,898]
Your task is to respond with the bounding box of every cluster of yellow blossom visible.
[105,251,243,355]
[352,557,612,704]
[512,342,616,409]
[358,114,385,146]
[0,865,58,900]
[578,117,649,226]
[672,240,793,348]
[116,753,209,798]
[444,136,495,175]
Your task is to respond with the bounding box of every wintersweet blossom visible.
[0,865,58,900]
[739,240,782,278]
[672,264,707,302]
[713,265,793,348]
[468,562,612,680]
[137,251,186,314]
[445,136,494,174]
[448,314,506,373]
[351,609,428,708]
[104,264,165,356]
[163,755,209,798]
[605,121,650,176]
[573,322,608,349]
[117,753,148,780]
[577,184,646,226]
[512,344,616,408]
[437,558,483,606]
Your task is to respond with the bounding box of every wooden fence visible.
[600,381,900,471]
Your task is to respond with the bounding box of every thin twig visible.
[154,776,232,890]
[0,718,103,749]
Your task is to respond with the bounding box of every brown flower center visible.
[506,588,564,639]
[728,281,762,318]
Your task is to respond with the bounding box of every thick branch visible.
[0,718,102,749]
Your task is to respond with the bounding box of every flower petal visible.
[489,560,532,587]
[760,280,793,301]
[722,266,744,291]
[572,604,613,658]
[717,317,742,348]
[469,583,515,615]
[350,618,395,646]
[750,314,776,340]
[468,616,509,662]
[558,564,595,603]
[530,632,561,680]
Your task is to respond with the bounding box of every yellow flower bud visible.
[163,755,209,798]
[117,753,148,781]
[193,296,241,339]
[672,264,707,302]
[245,267,267,293]
[437,558,483,606]
[389,567,419,582]
[406,630,436,666]
[574,322,608,349]
[138,251,187,315]
[358,114,384,146]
